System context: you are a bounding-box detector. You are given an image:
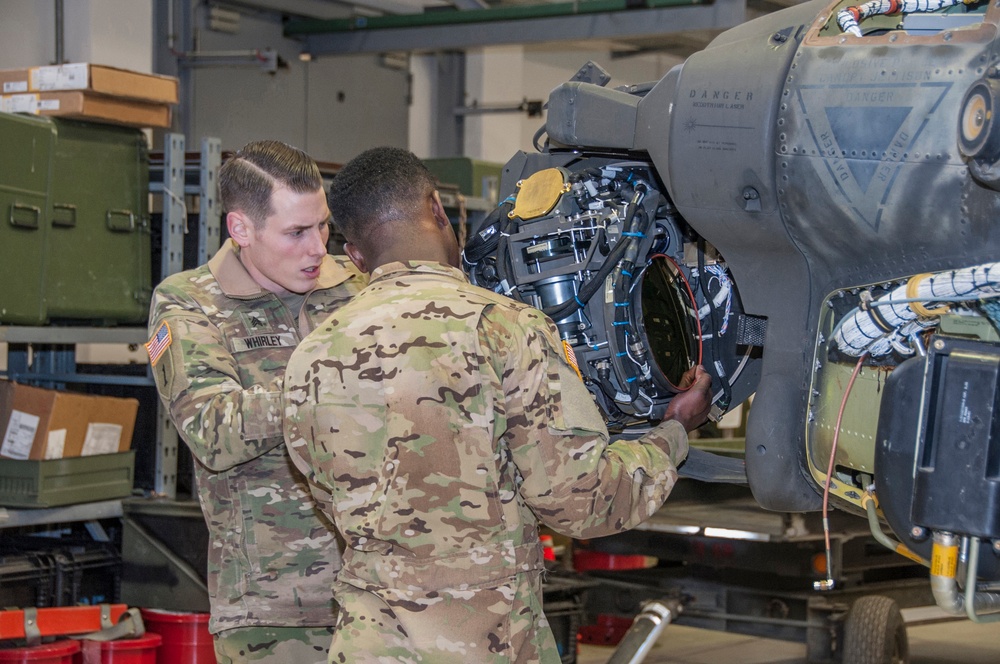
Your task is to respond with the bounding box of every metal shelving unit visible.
[145,134,222,500]
[0,134,221,521]
[0,499,124,530]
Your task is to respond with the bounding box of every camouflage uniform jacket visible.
[148,240,365,634]
[284,261,688,663]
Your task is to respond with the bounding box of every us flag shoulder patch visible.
[562,340,583,380]
[146,321,172,367]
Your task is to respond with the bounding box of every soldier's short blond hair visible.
[219,140,323,229]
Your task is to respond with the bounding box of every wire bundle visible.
[833,262,1000,356]
[837,0,973,36]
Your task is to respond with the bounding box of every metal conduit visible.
[930,532,1000,622]
[55,0,64,65]
[284,0,705,35]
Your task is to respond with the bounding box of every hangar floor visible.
[575,609,1000,663]
[565,478,1000,663]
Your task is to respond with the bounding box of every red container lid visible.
[572,549,657,572]
[577,614,634,646]
[0,640,80,663]
[95,634,162,651]
[138,610,209,624]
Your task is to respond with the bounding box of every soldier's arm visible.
[283,396,336,516]
[488,307,689,539]
[148,287,285,471]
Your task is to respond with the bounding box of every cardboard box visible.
[0,63,178,104]
[0,381,139,461]
[1,91,171,128]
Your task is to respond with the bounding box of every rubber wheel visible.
[841,595,909,664]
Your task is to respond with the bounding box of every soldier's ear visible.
[430,191,449,229]
[227,211,253,247]
[344,242,368,274]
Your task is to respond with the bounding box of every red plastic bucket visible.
[577,613,634,646]
[138,610,213,664]
[0,641,80,664]
[572,549,657,572]
[72,634,161,664]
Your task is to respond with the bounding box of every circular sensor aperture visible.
[637,255,702,390]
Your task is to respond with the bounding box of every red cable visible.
[822,352,868,583]
[648,253,704,390]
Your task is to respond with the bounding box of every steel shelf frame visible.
[0,499,124,530]
[0,134,222,517]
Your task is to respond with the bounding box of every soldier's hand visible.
[663,365,713,432]
[674,365,700,390]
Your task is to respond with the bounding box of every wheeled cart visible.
[573,479,940,663]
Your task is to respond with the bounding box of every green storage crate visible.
[46,118,150,323]
[424,157,503,204]
[0,113,56,325]
[0,451,135,508]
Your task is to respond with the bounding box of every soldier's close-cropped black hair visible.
[218,140,322,228]
[328,146,437,244]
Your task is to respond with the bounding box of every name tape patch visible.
[231,333,296,353]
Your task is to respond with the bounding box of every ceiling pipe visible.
[54,0,65,65]
[285,0,707,35]
[286,0,741,56]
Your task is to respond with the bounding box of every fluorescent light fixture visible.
[636,523,701,535]
[703,527,770,542]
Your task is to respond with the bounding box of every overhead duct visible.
[284,0,745,55]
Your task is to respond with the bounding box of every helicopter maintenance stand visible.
[572,477,939,663]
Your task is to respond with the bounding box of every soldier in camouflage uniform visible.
[283,147,713,664]
[146,141,365,663]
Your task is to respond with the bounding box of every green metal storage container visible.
[424,157,503,204]
[0,113,55,325]
[46,118,150,323]
[0,451,135,507]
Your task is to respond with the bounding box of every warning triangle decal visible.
[795,82,952,232]
[824,106,912,193]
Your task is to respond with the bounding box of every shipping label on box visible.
[0,94,62,114]
[1,93,39,114]
[31,63,89,91]
[46,429,67,459]
[2,80,28,94]
[0,69,30,94]
[0,410,41,460]
[81,423,124,456]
